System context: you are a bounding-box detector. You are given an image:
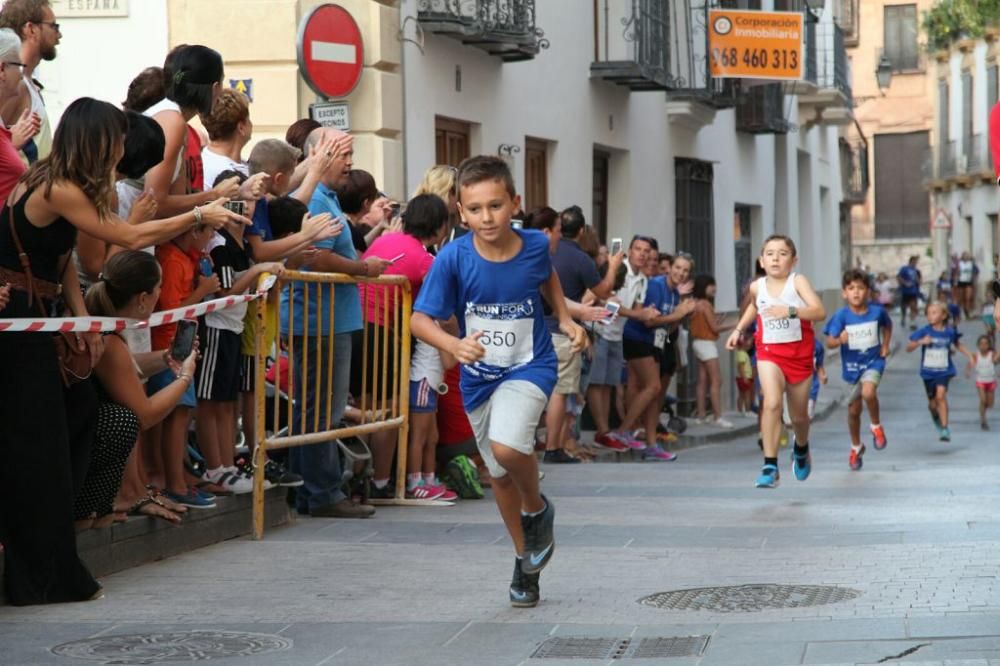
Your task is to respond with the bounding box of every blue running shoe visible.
[755,464,780,488]
[930,409,942,429]
[940,426,951,442]
[792,448,812,481]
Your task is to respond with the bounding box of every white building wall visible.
[36,1,169,127]
[402,0,845,313]
[931,42,1000,292]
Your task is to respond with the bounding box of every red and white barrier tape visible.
[0,292,265,333]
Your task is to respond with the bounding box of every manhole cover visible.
[531,636,709,660]
[51,630,292,664]
[639,584,861,613]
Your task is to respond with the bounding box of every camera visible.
[223,200,246,216]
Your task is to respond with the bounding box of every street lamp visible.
[875,54,894,90]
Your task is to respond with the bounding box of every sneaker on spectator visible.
[713,418,735,429]
[614,431,646,450]
[406,482,447,500]
[642,445,678,462]
[369,483,395,500]
[164,487,217,510]
[444,456,485,499]
[543,449,581,464]
[193,486,216,502]
[424,482,458,501]
[203,469,254,495]
[593,432,629,451]
[264,460,303,487]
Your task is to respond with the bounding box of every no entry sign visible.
[297,3,364,99]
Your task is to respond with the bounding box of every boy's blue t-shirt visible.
[623,277,667,345]
[823,304,893,383]
[245,198,273,241]
[909,324,961,380]
[413,228,557,411]
[280,184,361,336]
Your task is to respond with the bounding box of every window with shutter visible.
[962,71,973,158]
[874,131,930,239]
[939,80,949,144]
[885,5,918,71]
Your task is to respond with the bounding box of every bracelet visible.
[177,372,192,384]
[192,206,203,226]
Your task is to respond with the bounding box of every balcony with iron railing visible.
[839,137,869,204]
[938,140,958,180]
[590,0,671,90]
[416,0,549,62]
[798,21,853,124]
[736,84,792,135]
[963,133,989,175]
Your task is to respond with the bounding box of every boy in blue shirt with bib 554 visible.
[906,301,974,442]
[824,269,893,470]
[411,156,587,608]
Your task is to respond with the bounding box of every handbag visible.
[7,202,93,386]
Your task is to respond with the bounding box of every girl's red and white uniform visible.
[754,273,815,384]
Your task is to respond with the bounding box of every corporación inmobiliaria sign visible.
[708,8,804,81]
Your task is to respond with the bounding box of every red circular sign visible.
[297,4,364,99]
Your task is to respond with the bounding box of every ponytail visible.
[84,251,161,316]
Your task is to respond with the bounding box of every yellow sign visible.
[708,9,804,80]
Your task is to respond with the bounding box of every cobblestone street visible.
[1,320,998,665]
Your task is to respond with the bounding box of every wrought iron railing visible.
[921,146,936,183]
[664,0,744,107]
[803,16,818,87]
[417,0,549,61]
[736,84,792,134]
[814,22,853,106]
[939,139,958,178]
[591,0,671,90]
[964,133,986,173]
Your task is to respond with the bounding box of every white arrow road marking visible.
[311,40,357,64]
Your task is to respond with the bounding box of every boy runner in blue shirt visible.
[411,156,587,608]
[906,301,974,442]
[824,269,893,470]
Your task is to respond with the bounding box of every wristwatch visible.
[788,306,798,319]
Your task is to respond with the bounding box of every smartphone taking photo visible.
[602,301,621,323]
[170,320,198,363]
[610,237,623,255]
[223,200,245,216]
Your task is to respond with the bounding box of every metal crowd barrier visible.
[251,270,429,539]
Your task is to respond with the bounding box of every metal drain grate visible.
[631,636,710,658]
[639,584,861,613]
[51,630,292,663]
[531,636,710,660]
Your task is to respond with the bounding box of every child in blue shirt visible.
[411,156,586,609]
[906,301,974,442]
[808,338,827,421]
[824,269,893,470]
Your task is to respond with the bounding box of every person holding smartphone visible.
[82,251,202,528]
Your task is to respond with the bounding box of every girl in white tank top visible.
[727,236,826,489]
[970,334,999,429]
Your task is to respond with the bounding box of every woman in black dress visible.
[0,97,243,605]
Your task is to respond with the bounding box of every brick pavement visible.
[0,318,997,665]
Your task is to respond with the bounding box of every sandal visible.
[145,486,188,513]
[128,495,182,524]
